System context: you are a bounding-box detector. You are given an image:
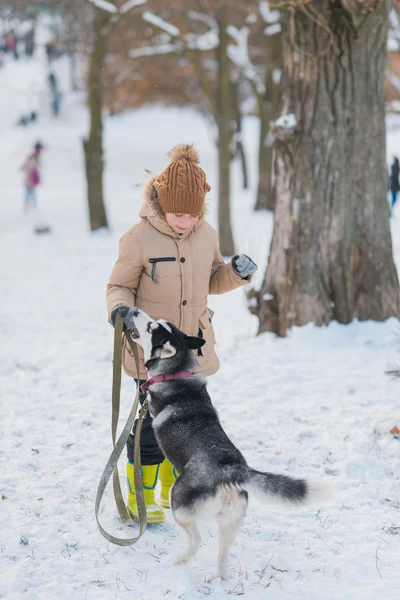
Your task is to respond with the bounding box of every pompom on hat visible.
[154,144,211,217]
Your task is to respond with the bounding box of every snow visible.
[120,0,147,14]
[87,0,118,14]
[227,25,266,96]
[142,11,181,38]
[128,42,179,58]
[259,0,280,25]
[264,22,281,36]
[387,71,400,94]
[1,22,400,600]
[185,29,219,52]
[274,112,297,130]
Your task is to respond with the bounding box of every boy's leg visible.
[127,380,165,466]
[125,380,165,523]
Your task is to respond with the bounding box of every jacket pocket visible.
[198,308,216,354]
[149,257,176,283]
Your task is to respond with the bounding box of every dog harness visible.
[140,371,193,394]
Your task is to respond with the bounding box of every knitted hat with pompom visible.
[154,144,211,217]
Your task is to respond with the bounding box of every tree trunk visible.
[232,81,249,190]
[257,1,400,335]
[255,99,274,210]
[69,47,78,92]
[216,2,235,256]
[83,8,109,232]
[255,29,281,211]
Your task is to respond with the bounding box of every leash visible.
[95,313,149,546]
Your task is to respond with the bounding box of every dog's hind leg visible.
[215,490,248,579]
[173,519,201,565]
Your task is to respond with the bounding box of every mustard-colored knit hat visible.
[155,144,211,217]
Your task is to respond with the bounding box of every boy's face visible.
[165,213,199,233]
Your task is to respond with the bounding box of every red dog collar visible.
[140,371,193,394]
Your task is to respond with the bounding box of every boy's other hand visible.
[232,254,258,279]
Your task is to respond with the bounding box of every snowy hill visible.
[1,28,400,600]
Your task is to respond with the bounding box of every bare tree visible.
[252,0,400,336]
[83,0,146,232]
[227,5,282,211]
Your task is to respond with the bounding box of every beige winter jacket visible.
[106,177,251,380]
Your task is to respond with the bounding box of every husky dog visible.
[121,307,333,579]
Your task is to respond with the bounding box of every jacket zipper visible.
[149,257,176,282]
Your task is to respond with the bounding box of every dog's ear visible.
[183,335,206,350]
[159,341,177,359]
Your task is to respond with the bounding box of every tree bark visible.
[216,2,235,256]
[256,1,400,335]
[69,46,78,92]
[255,30,281,212]
[83,8,109,232]
[232,81,249,190]
[255,97,274,211]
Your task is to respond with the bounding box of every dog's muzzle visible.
[130,328,140,340]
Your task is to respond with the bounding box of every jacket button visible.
[182,300,187,306]
[180,257,185,263]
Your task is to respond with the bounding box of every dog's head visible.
[125,308,205,375]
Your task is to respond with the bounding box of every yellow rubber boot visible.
[126,462,165,524]
[158,458,179,509]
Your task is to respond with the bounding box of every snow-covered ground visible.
[1,31,400,600]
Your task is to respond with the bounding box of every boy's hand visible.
[232,254,258,279]
[111,305,135,331]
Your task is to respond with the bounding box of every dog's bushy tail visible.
[244,468,334,508]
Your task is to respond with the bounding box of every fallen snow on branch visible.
[259,0,280,24]
[274,113,297,130]
[264,22,281,36]
[120,0,147,14]
[185,30,219,51]
[187,10,216,30]
[227,25,265,95]
[142,11,180,37]
[87,0,118,14]
[128,42,180,58]
[389,7,399,29]
[387,72,400,94]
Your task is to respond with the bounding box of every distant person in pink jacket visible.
[21,141,44,211]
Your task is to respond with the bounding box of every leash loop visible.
[95,313,148,546]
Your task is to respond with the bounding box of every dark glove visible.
[232,254,258,279]
[110,305,134,331]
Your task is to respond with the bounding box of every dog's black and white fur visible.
[123,307,333,579]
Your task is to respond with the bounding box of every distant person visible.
[16,111,38,127]
[47,71,62,116]
[5,31,18,60]
[17,115,29,127]
[48,71,57,92]
[45,41,60,64]
[389,157,400,212]
[51,89,62,117]
[21,142,44,211]
[24,29,35,57]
